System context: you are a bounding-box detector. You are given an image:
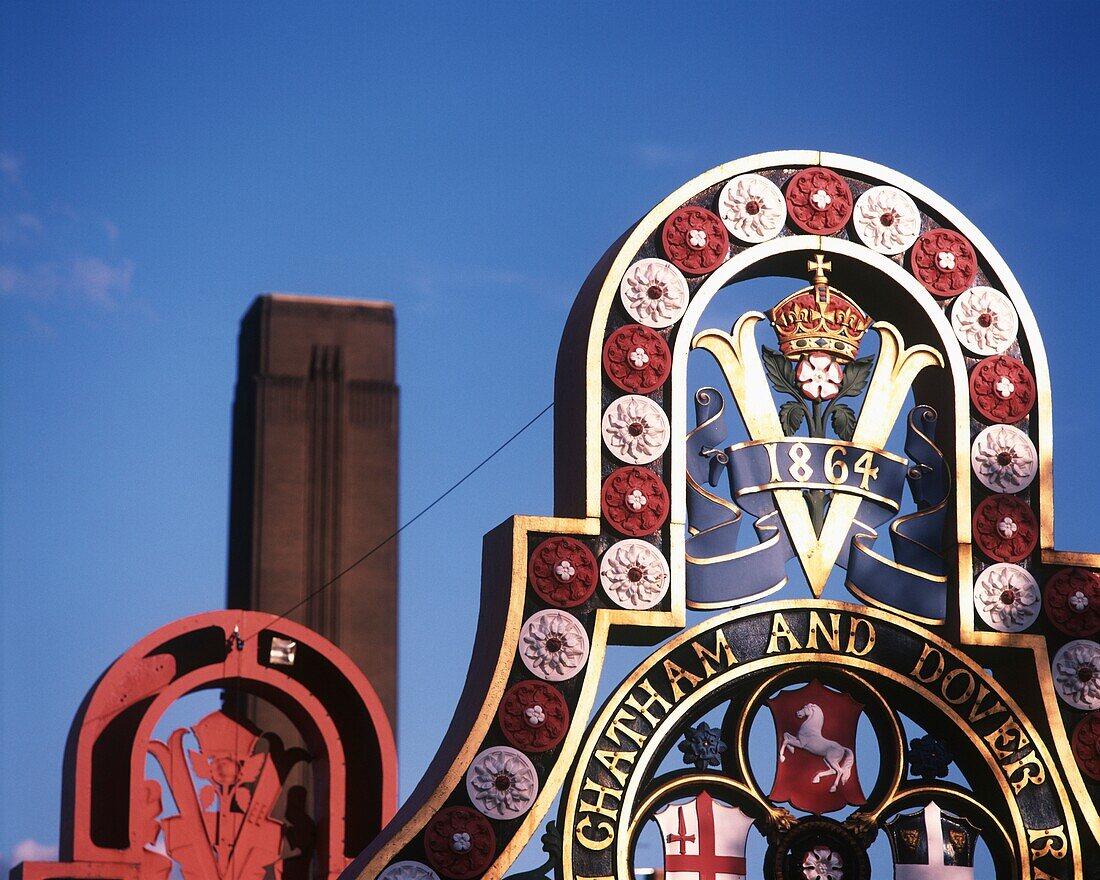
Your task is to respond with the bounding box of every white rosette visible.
[974,563,1040,632]
[1052,640,1100,710]
[601,395,670,464]
[599,539,670,609]
[379,863,441,880]
[619,258,689,328]
[718,173,786,243]
[465,746,539,819]
[951,286,1018,355]
[971,424,1037,493]
[853,185,921,254]
[518,608,590,682]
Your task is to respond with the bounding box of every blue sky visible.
[3,0,1100,869]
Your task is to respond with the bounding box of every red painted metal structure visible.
[11,610,397,880]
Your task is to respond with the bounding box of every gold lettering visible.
[575,816,614,851]
[941,668,976,705]
[1027,825,1068,860]
[983,717,1031,760]
[806,612,841,652]
[692,629,737,677]
[623,679,672,727]
[853,450,879,490]
[594,749,637,786]
[604,706,647,748]
[663,659,702,702]
[844,617,875,656]
[1003,751,1045,794]
[910,643,945,684]
[767,613,802,653]
[580,778,621,819]
[788,442,813,482]
[764,443,781,482]
[967,684,1007,723]
[824,446,848,485]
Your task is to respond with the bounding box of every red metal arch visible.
[14,610,397,880]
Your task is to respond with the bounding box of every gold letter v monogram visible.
[693,312,943,597]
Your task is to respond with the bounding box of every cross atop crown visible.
[808,253,832,285]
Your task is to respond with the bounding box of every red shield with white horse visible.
[767,680,866,814]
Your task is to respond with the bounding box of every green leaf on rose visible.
[761,346,802,398]
[830,403,856,441]
[779,401,806,436]
[835,355,873,399]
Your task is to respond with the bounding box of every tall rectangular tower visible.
[227,294,398,726]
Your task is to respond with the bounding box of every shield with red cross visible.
[767,680,866,814]
[652,790,754,880]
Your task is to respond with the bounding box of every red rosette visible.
[601,466,669,537]
[603,324,671,394]
[424,807,496,880]
[909,229,978,297]
[784,168,853,235]
[1044,567,1100,638]
[497,680,570,753]
[969,355,1036,424]
[527,536,598,608]
[972,495,1038,563]
[1071,712,1100,781]
[661,206,729,275]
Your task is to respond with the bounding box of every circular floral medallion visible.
[974,563,1040,632]
[1071,712,1100,781]
[601,466,669,537]
[796,353,844,400]
[601,395,670,465]
[380,863,441,880]
[498,680,570,753]
[599,538,670,609]
[968,355,1036,423]
[801,845,844,880]
[619,258,690,328]
[718,173,786,243]
[909,228,978,297]
[424,807,496,880]
[602,324,671,394]
[465,746,539,820]
[1044,567,1100,638]
[518,609,590,682]
[853,185,922,255]
[1052,640,1100,710]
[972,495,1038,563]
[785,167,853,235]
[971,424,1036,493]
[661,206,729,275]
[951,286,1018,355]
[527,536,597,608]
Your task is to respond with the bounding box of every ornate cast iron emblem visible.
[688,255,949,619]
[345,153,1099,880]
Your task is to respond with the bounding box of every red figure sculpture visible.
[11,611,397,880]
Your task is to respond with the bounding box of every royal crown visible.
[768,254,871,363]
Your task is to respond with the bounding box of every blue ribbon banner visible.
[686,388,949,620]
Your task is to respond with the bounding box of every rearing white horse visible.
[777,702,854,793]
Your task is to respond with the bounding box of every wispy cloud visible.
[631,142,697,169]
[0,153,141,317]
[70,256,135,307]
[0,256,135,307]
[11,839,57,863]
[0,151,23,187]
